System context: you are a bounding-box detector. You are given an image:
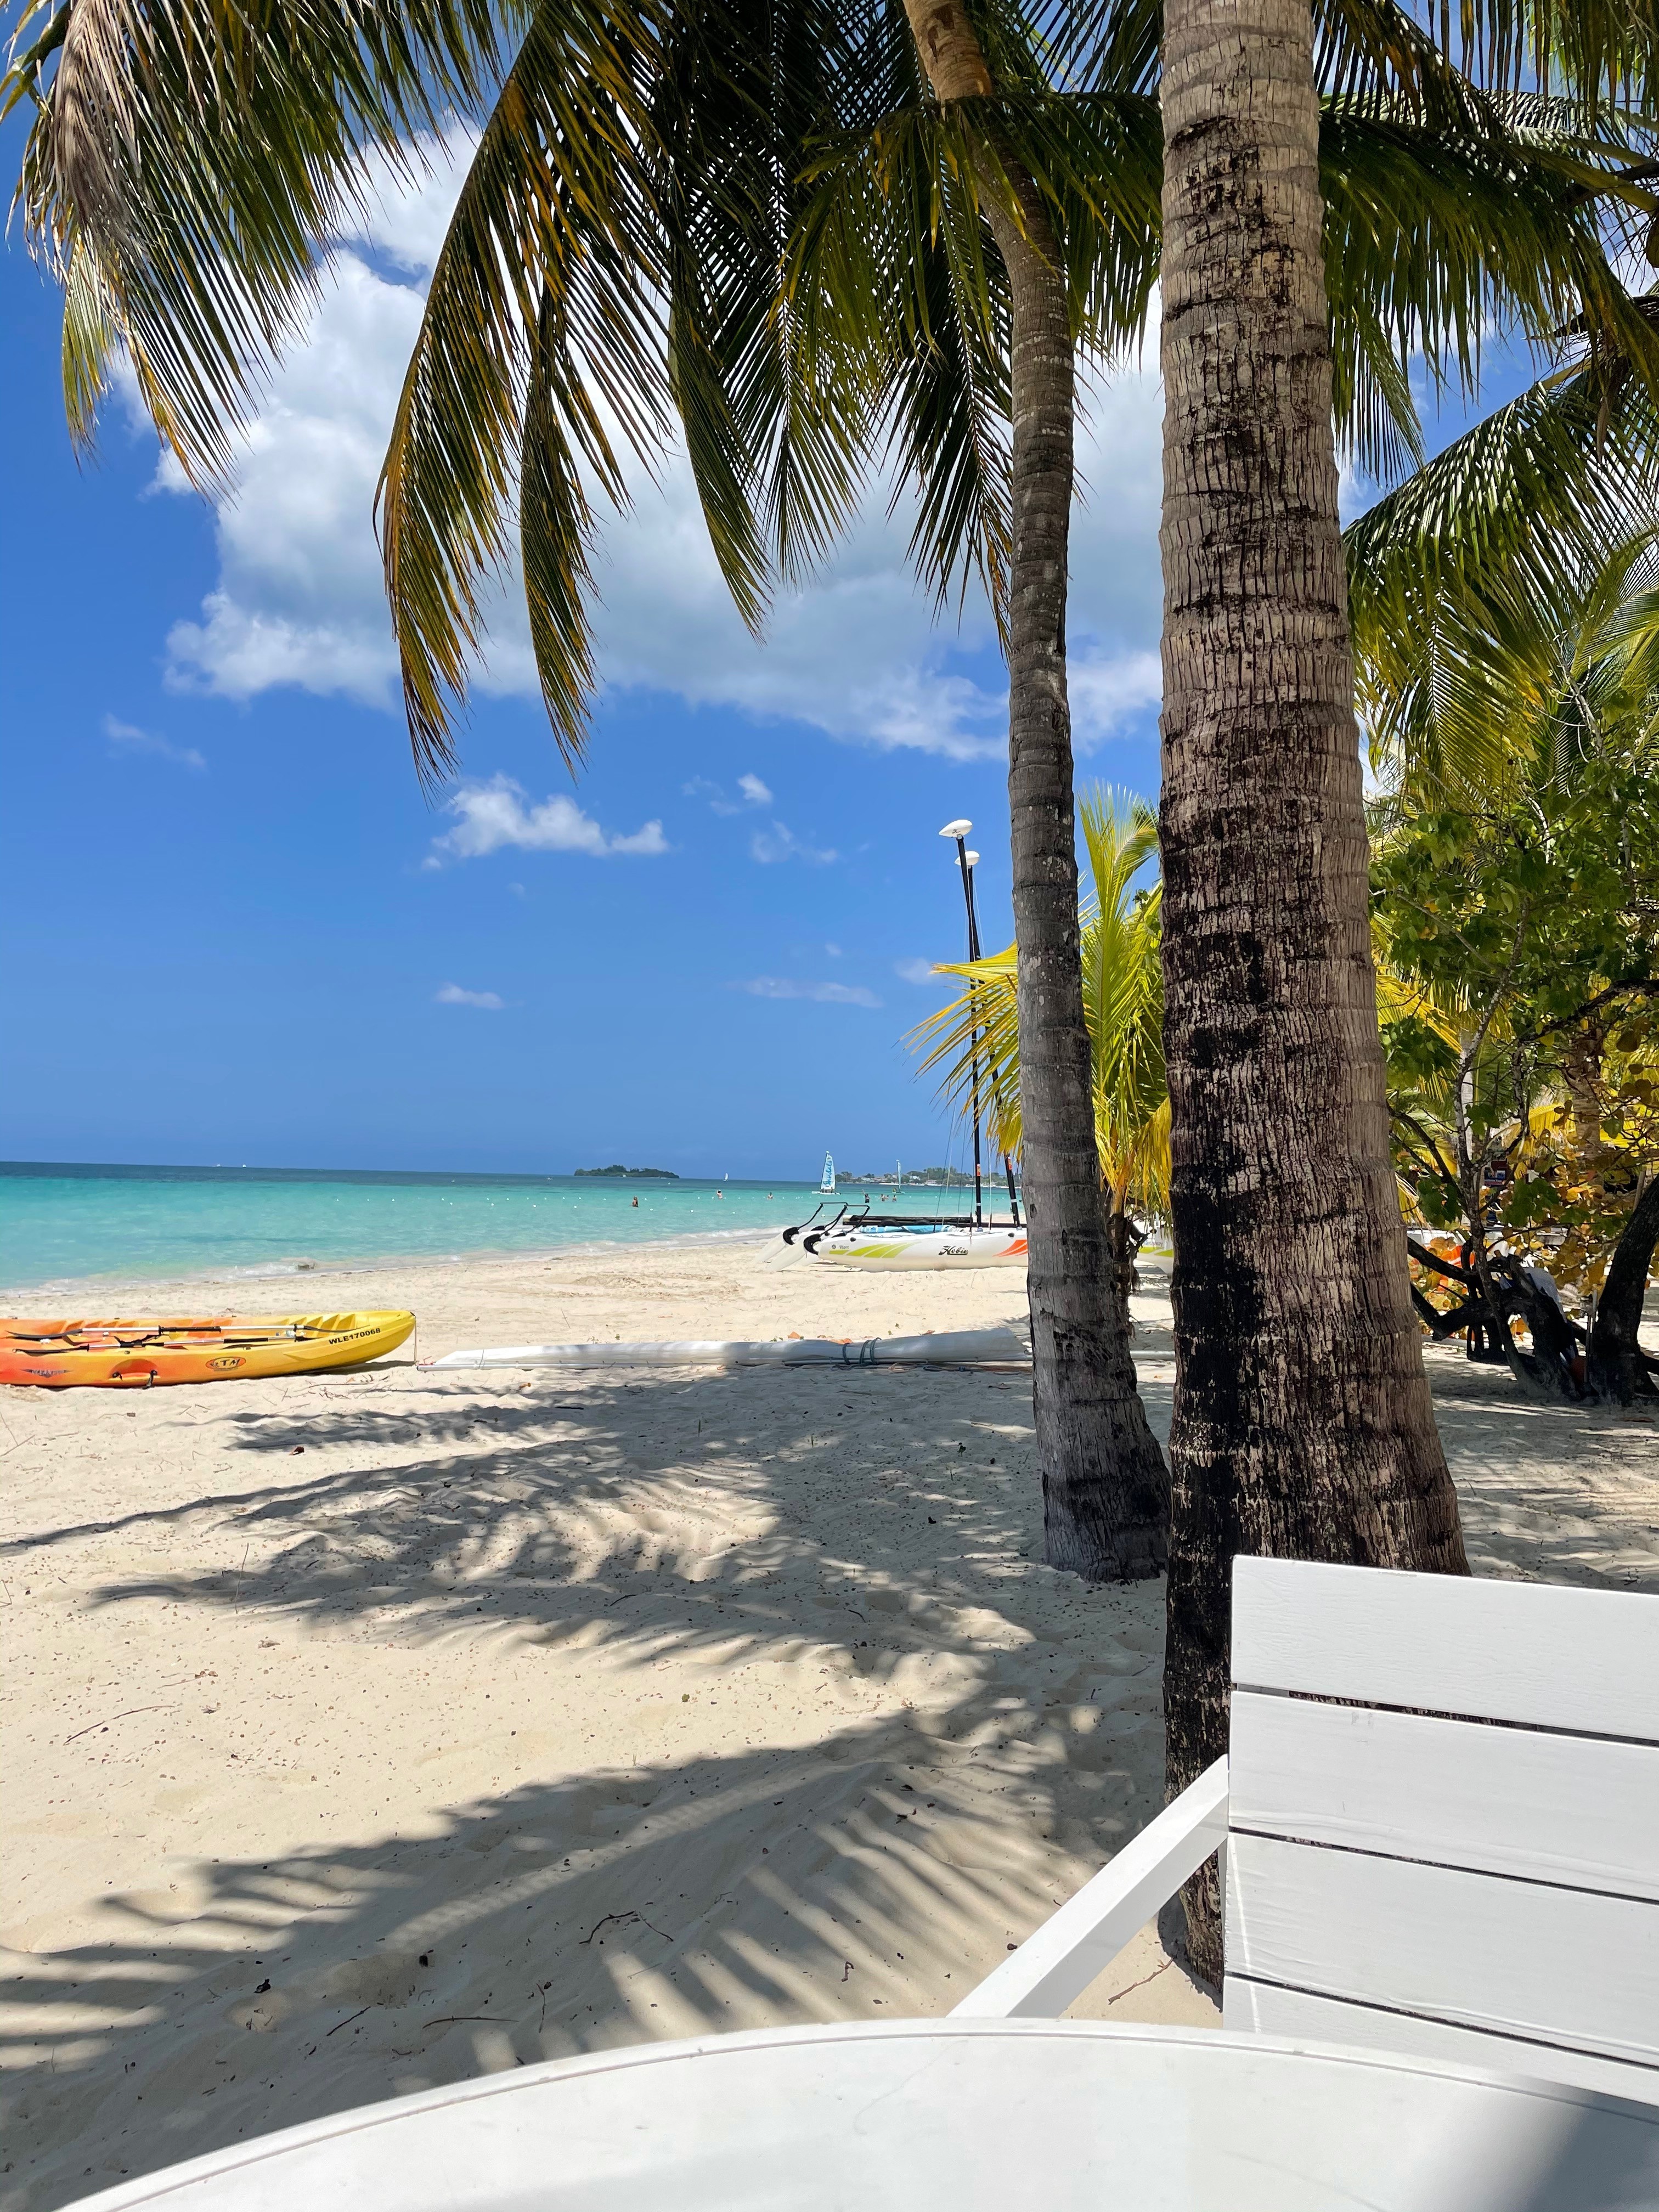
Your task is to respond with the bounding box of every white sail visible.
[820,1152,836,1193]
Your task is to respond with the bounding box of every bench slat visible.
[1229,1691,1659,1900]
[1223,1979,1659,2106]
[1231,1559,1659,1740]
[1226,1832,1659,2068]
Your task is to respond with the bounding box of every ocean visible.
[0,1161,849,1301]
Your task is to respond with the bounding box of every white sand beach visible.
[3,1242,1657,2209]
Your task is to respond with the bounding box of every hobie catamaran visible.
[804,1217,1026,1269]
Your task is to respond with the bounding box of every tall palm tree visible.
[917,791,1171,1531]
[1156,0,1659,1972]
[9,0,1655,1610]
[789,0,1658,1589]
[873,0,1171,1578]
[3,0,1175,1584]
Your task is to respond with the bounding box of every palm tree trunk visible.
[1158,0,1469,1979]
[902,0,1168,1581]
[1586,1175,1659,1402]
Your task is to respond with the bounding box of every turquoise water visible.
[0,1162,844,1299]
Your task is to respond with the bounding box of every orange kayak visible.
[0,1311,415,1387]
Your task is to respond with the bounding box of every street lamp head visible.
[939,818,972,839]
[964,851,980,867]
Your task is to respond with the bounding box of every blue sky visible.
[0,129,1534,1181]
[0,134,1171,1180]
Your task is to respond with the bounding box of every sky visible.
[0,128,1529,1182]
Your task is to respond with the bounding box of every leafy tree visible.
[1370,575,1659,1401]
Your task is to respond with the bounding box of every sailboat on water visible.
[771,1146,1025,1270]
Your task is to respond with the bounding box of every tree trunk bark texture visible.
[902,0,1169,1581]
[1587,1176,1659,1402]
[1157,0,1469,1979]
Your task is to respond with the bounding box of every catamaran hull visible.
[805,1228,1027,1271]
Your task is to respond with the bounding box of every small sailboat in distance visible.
[821,1152,836,1194]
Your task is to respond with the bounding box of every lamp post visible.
[939,819,984,1227]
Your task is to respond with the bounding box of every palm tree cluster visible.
[8,0,1659,1977]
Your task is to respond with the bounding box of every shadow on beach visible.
[4,1324,1656,2208]
[3,1362,1182,2207]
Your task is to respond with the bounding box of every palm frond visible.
[1347,343,1659,800]
[60,225,123,447]
[910,785,1167,1207]
[376,0,669,778]
[1321,78,1659,483]
[8,0,514,485]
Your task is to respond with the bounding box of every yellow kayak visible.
[0,1311,415,1388]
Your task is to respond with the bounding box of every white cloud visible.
[427,776,668,864]
[750,821,837,866]
[848,667,1007,761]
[894,956,948,985]
[736,977,882,1007]
[148,140,1166,760]
[1069,649,1164,745]
[162,248,427,707]
[358,135,482,276]
[435,982,504,1009]
[825,941,843,958]
[682,770,776,815]
[104,713,205,771]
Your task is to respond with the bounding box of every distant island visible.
[574,1164,681,1180]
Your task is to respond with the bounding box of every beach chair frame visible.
[953,1557,1659,2103]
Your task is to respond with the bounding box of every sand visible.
[3,1240,1656,2209]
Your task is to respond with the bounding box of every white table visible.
[72,2022,1659,2212]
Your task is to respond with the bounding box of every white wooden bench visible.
[953,1558,1659,2103]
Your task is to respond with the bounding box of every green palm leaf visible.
[12,0,1659,783]
[912,786,1170,1213]
[1347,332,1659,799]
[8,0,513,482]
[375,0,668,777]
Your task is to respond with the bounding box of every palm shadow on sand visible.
[7,1347,1652,2208]
[4,1365,1175,2209]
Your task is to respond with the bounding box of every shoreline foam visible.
[0,1223,792,1307]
